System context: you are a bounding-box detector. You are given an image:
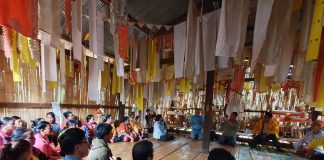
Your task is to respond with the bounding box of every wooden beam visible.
[202,70,215,153]
[0,102,132,109]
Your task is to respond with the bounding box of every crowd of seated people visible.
[0,111,154,159]
[1,110,324,159]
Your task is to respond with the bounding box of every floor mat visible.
[249,148,306,160]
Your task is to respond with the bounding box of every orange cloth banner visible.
[118,25,129,60]
[65,0,71,33]
[0,0,38,39]
[315,59,324,109]
[313,59,324,102]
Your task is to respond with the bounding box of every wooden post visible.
[117,94,125,120]
[202,70,214,153]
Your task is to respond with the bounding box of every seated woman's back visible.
[153,120,166,139]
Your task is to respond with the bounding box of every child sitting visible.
[118,117,136,142]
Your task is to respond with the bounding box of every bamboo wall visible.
[0,46,125,125]
[0,102,131,127]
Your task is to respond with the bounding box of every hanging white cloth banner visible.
[174,21,187,78]
[251,0,275,66]
[293,0,314,81]
[273,10,296,82]
[264,64,276,77]
[139,36,148,82]
[143,84,148,99]
[97,12,105,71]
[88,58,99,101]
[151,49,161,82]
[114,35,125,77]
[40,32,52,93]
[252,0,293,66]
[184,0,199,78]
[72,0,82,62]
[71,0,82,60]
[194,17,203,76]
[89,0,98,56]
[44,46,58,82]
[39,0,61,48]
[60,43,66,86]
[151,68,162,82]
[215,0,249,60]
[194,16,205,87]
[202,10,220,71]
[41,44,46,93]
[299,0,314,53]
[217,56,229,69]
[292,54,305,81]
[301,61,315,104]
[120,78,125,104]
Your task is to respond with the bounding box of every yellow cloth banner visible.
[179,78,191,94]
[48,81,57,89]
[315,64,324,109]
[243,82,251,91]
[167,81,172,96]
[20,34,31,64]
[101,63,110,89]
[147,35,157,80]
[272,83,281,92]
[12,30,21,82]
[112,62,118,95]
[135,83,144,110]
[305,0,324,61]
[65,59,74,78]
[255,64,269,93]
[164,65,174,80]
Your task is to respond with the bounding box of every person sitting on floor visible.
[12,127,49,160]
[59,128,89,160]
[249,112,284,152]
[102,114,113,125]
[132,140,154,160]
[61,111,74,129]
[153,115,174,141]
[207,148,235,160]
[110,120,124,143]
[189,109,204,140]
[59,120,80,138]
[88,123,114,160]
[11,116,24,128]
[293,120,324,157]
[81,114,97,144]
[129,112,136,126]
[46,112,60,148]
[0,139,33,160]
[33,121,60,159]
[145,109,154,133]
[133,116,147,140]
[118,117,136,142]
[0,117,16,147]
[307,136,324,160]
[218,112,240,147]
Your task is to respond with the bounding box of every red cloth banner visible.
[0,0,38,39]
[118,24,129,60]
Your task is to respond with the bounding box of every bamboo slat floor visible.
[109,136,307,160]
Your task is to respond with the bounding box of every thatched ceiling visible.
[58,0,256,56]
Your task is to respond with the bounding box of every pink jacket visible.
[33,133,59,158]
[0,130,11,147]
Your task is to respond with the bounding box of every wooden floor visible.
[109,136,245,160]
